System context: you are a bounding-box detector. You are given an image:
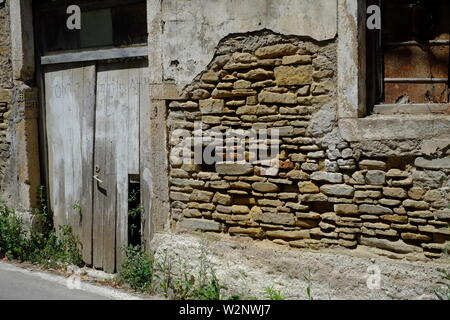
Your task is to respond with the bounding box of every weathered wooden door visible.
[44,62,96,266]
[44,60,148,273]
[92,61,146,272]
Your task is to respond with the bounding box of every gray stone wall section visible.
[144,0,171,246]
[0,0,40,213]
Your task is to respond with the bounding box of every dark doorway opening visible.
[128,175,142,247]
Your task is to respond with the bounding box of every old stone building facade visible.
[0,0,449,297]
[168,32,450,261]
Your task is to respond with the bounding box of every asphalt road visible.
[0,261,141,300]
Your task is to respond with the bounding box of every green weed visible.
[153,241,223,300]
[304,268,314,300]
[435,270,450,300]
[116,245,154,292]
[0,188,83,269]
[264,286,284,300]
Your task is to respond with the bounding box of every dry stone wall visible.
[167,32,450,261]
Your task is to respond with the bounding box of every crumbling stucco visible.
[160,0,337,89]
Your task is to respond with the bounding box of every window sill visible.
[373,104,450,116]
[338,114,450,142]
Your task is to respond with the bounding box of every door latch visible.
[93,175,103,184]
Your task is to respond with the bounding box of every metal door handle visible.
[93,175,103,184]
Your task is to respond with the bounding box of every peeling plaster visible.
[160,0,337,89]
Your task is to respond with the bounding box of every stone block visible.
[423,190,443,203]
[190,190,214,202]
[213,192,232,205]
[286,170,309,180]
[177,218,221,232]
[359,236,422,254]
[415,157,450,170]
[228,227,263,237]
[282,54,312,65]
[298,181,319,193]
[201,71,219,83]
[234,80,252,89]
[407,211,433,218]
[231,205,250,214]
[274,65,313,86]
[215,163,253,175]
[252,182,279,193]
[408,187,425,200]
[254,211,296,225]
[401,233,432,241]
[170,191,190,202]
[355,190,382,199]
[255,43,298,59]
[320,184,354,197]
[300,163,319,173]
[199,99,225,114]
[363,222,390,230]
[434,209,450,220]
[310,172,343,183]
[403,199,430,210]
[191,89,210,99]
[236,105,277,115]
[359,160,386,170]
[258,91,297,104]
[302,193,328,202]
[359,204,393,215]
[381,215,408,224]
[183,208,202,218]
[334,204,358,215]
[266,229,311,240]
[383,187,407,199]
[365,170,386,185]
[257,199,283,207]
[242,68,274,81]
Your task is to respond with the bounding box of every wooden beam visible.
[36,0,144,13]
[41,46,148,65]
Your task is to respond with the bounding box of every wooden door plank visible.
[114,65,131,269]
[45,65,81,230]
[127,66,141,174]
[60,68,74,229]
[93,69,108,269]
[67,67,82,240]
[80,63,96,265]
[44,66,64,229]
[102,65,119,273]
